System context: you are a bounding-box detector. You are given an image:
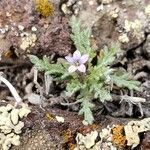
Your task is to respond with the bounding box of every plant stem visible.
[0,74,22,104]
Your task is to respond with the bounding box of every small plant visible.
[29,16,140,124]
[34,0,54,17]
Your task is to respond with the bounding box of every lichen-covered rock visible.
[0,0,72,60]
[75,131,98,149]
[0,133,20,150]
[62,0,149,52]
[75,126,118,150]
[0,103,31,150]
[124,118,150,149]
[74,119,150,150]
[18,103,32,118]
[141,132,150,150]
[99,126,117,150]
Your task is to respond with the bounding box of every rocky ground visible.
[0,0,150,150]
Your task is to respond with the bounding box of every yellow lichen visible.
[112,125,126,148]
[62,129,72,143]
[62,129,76,150]
[45,112,55,121]
[34,0,54,17]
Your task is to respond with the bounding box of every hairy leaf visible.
[65,79,82,97]
[111,74,140,91]
[70,16,94,59]
[29,55,51,71]
[79,98,94,124]
[29,55,66,77]
[98,44,120,66]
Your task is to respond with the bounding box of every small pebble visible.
[6,12,11,17]
[31,27,37,32]
[0,28,6,34]
[89,0,94,6]
[18,25,24,31]
[55,116,65,123]
[20,32,28,37]
[78,1,82,5]
[5,25,9,31]
[11,27,15,31]
[97,5,104,11]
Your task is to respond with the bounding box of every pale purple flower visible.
[65,50,89,73]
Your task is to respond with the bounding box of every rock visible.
[18,25,24,31]
[92,14,118,48]
[31,26,37,32]
[143,34,150,59]
[27,93,42,105]
[0,38,12,59]
[0,0,72,59]
[55,116,65,123]
[62,0,149,52]
[141,132,150,150]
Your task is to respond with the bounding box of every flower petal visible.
[65,56,74,63]
[73,50,81,61]
[77,64,86,73]
[79,54,89,64]
[68,65,77,73]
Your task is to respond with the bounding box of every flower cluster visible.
[65,50,88,73]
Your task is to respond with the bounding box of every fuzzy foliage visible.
[34,0,54,17]
[29,16,140,124]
